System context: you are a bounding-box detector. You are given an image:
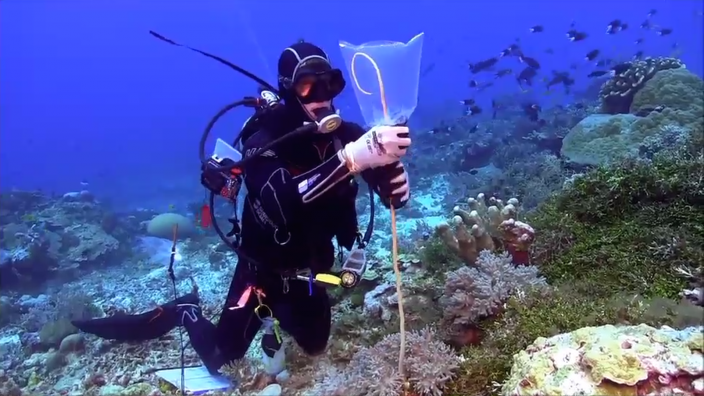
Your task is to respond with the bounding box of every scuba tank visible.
[260,317,286,376]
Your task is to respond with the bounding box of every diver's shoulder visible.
[242,127,277,149]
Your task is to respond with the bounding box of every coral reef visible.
[440,250,546,338]
[444,287,704,396]
[0,191,139,291]
[599,57,684,115]
[501,324,704,396]
[1,52,702,396]
[563,67,703,166]
[314,328,459,396]
[435,193,535,265]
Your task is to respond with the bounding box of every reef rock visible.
[501,324,704,396]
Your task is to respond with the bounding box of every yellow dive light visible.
[314,273,342,286]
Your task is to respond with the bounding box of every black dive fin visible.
[72,293,200,342]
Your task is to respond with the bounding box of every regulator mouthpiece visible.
[308,107,342,133]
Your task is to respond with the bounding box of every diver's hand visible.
[376,162,410,209]
[338,126,411,173]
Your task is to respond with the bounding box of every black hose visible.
[198,100,317,172]
[149,31,278,93]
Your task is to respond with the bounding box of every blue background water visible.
[1,0,701,209]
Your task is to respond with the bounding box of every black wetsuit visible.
[72,104,401,373]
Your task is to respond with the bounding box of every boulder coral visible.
[501,324,704,396]
[562,67,703,166]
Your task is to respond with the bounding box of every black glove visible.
[374,162,410,209]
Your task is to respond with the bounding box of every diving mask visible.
[290,57,345,104]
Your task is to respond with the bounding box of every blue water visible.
[1,0,701,209]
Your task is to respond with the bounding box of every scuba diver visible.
[71,41,412,375]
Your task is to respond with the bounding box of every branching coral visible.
[440,250,547,336]
[435,193,535,265]
[599,56,684,115]
[314,328,459,396]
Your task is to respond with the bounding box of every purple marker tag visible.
[308,273,314,296]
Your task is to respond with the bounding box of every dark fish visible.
[640,20,651,29]
[562,75,575,94]
[469,80,493,91]
[606,19,622,33]
[465,105,482,116]
[491,99,505,119]
[468,169,479,175]
[530,25,544,33]
[477,82,494,92]
[587,70,610,78]
[516,66,537,87]
[633,51,644,60]
[499,44,521,58]
[647,9,657,18]
[469,57,498,73]
[657,28,673,36]
[460,98,475,105]
[522,103,541,122]
[468,124,479,134]
[611,62,632,75]
[585,49,600,61]
[568,31,588,41]
[519,55,541,69]
[546,71,572,90]
[635,38,644,44]
[495,69,513,78]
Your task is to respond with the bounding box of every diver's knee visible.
[299,340,328,356]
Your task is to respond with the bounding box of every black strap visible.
[357,184,375,248]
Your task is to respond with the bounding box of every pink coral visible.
[499,219,535,265]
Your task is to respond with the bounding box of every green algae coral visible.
[532,139,704,299]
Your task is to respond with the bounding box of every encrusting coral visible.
[435,193,535,265]
[500,324,704,396]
